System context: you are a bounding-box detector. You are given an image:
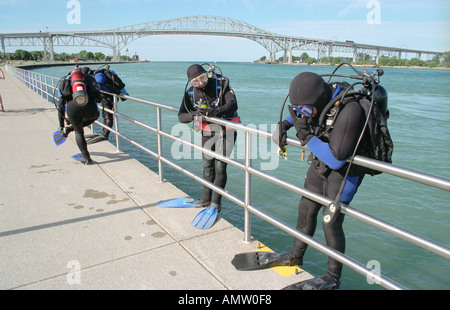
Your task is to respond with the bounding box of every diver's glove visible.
[272,120,291,147]
[187,109,202,122]
[288,105,313,146]
[198,106,219,117]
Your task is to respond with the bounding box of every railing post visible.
[32,72,36,92]
[156,106,164,183]
[113,95,120,152]
[244,131,252,242]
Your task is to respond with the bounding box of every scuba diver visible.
[90,65,129,144]
[177,64,240,228]
[53,66,102,165]
[232,65,392,290]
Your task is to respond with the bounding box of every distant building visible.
[70,57,85,62]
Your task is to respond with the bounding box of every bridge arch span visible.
[1,15,442,63]
[112,16,284,60]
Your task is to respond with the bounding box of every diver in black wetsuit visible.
[273,72,367,289]
[58,67,101,165]
[92,66,128,143]
[178,64,240,210]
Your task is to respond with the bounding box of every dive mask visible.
[292,105,314,118]
[190,72,208,87]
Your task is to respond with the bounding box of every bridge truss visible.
[0,16,443,63]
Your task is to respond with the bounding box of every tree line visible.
[1,49,133,62]
[257,51,450,68]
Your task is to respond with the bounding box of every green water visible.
[34,62,450,290]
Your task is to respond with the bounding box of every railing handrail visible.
[6,64,450,290]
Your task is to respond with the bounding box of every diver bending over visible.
[57,67,101,164]
[233,72,382,290]
[178,64,240,210]
[91,66,128,144]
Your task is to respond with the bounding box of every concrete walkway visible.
[0,69,312,290]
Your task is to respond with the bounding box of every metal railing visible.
[7,64,450,290]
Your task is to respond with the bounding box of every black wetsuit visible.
[94,70,125,138]
[99,94,114,138]
[58,74,101,162]
[178,77,239,206]
[288,98,366,281]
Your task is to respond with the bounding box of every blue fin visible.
[71,153,84,162]
[191,205,219,229]
[157,198,198,208]
[53,130,66,146]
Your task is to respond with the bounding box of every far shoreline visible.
[0,60,147,69]
[253,60,450,71]
[2,59,449,71]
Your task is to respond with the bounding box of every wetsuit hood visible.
[289,72,332,115]
[81,67,91,75]
[187,64,206,81]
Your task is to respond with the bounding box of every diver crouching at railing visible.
[90,65,129,144]
[233,63,393,290]
[158,63,241,229]
[52,66,102,165]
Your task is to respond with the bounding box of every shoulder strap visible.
[187,86,195,106]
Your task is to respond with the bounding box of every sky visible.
[0,0,449,62]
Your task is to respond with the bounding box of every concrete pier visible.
[0,69,312,291]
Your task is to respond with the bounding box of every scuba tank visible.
[70,66,88,106]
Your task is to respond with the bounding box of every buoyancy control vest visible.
[188,76,240,132]
[188,76,225,108]
[59,71,101,103]
[96,68,126,95]
[316,81,394,176]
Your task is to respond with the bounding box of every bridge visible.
[1,15,444,64]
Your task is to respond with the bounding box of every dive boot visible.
[232,252,301,271]
[282,275,340,290]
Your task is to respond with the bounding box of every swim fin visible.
[157,198,199,208]
[71,153,84,162]
[53,130,66,146]
[71,153,93,165]
[191,204,219,229]
[231,251,300,271]
[282,275,340,290]
[86,134,107,145]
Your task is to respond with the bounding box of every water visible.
[34,62,450,290]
